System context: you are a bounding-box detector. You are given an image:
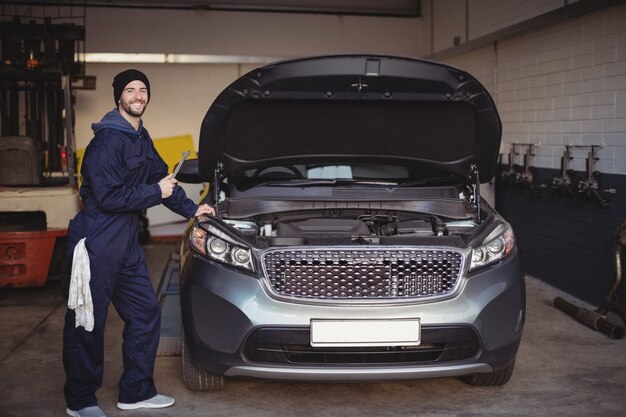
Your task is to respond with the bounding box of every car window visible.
[242,164,411,180]
[307,165,353,179]
[233,164,461,187]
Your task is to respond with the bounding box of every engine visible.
[224,210,476,247]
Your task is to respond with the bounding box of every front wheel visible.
[462,361,516,386]
[181,331,225,391]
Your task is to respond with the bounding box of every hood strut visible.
[213,162,224,217]
[470,164,482,224]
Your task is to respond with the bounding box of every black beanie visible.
[113,69,150,105]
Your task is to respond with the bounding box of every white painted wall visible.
[438,2,626,176]
[74,7,426,151]
[67,7,426,228]
[12,1,624,173]
[495,2,626,174]
[429,0,568,55]
[432,0,468,53]
[75,63,250,150]
[468,0,564,40]
[85,8,425,57]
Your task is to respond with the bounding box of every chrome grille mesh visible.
[262,248,463,299]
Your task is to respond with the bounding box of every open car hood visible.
[199,55,501,183]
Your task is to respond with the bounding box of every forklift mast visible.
[1,15,95,185]
[0,10,96,287]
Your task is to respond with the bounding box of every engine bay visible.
[212,178,485,248]
[221,209,478,248]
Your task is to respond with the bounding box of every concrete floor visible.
[1,242,625,417]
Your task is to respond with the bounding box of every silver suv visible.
[178,55,525,391]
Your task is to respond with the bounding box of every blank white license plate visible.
[310,319,421,347]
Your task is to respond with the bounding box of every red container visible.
[0,229,67,287]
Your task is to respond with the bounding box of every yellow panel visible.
[75,134,196,186]
[75,148,86,187]
[152,134,197,172]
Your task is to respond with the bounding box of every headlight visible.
[208,237,228,254]
[469,223,515,271]
[189,223,255,272]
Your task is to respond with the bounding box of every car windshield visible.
[232,163,457,184]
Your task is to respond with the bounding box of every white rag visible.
[67,238,94,332]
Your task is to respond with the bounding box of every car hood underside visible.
[199,55,502,183]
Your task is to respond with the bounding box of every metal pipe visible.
[596,222,626,322]
[553,297,624,340]
[607,242,623,300]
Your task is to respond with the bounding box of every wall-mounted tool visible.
[509,143,543,196]
[498,151,516,184]
[576,145,616,208]
[553,221,626,339]
[552,145,577,201]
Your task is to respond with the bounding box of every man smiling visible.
[62,69,213,417]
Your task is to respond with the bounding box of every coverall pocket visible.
[125,155,143,170]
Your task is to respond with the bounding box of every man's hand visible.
[158,174,176,198]
[195,204,215,217]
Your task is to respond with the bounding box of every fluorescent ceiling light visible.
[78,52,285,64]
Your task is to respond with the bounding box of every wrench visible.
[171,150,191,179]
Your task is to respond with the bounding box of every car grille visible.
[262,248,463,300]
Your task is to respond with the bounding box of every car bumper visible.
[180,248,525,381]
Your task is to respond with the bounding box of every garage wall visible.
[65,6,425,228]
[429,0,584,55]
[435,1,626,305]
[84,8,425,57]
[6,3,625,301]
[0,5,425,150]
[75,63,251,150]
[434,0,626,176]
[431,0,467,53]
[495,3,626,306]
[468,0,569,40]
[73,7,425,151]
[496,6,626,174]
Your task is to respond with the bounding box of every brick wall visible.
[496,3,626,175]
[495,168,625,306]
[439,1,626,306]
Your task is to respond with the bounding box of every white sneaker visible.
[117,394,175,410]
[66,405,106,417]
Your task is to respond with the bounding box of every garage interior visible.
[1,0,625,416]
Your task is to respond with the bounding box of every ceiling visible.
[4,0,422,17]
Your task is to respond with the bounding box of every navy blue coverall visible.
[63,109,198,410]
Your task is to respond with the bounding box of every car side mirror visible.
[174,158,204,184]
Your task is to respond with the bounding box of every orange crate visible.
[0,229,67,287]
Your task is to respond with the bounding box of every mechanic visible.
[62,69,214,417]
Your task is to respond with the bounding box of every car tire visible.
[462,361,515,386]
[181,331,225,391]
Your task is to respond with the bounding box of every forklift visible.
[0,13,95,287]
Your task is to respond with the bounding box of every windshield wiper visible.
[263,179,399,187]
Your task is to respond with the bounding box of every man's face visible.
[118,80,148,117]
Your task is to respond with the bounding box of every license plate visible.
[310,319,421,347]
